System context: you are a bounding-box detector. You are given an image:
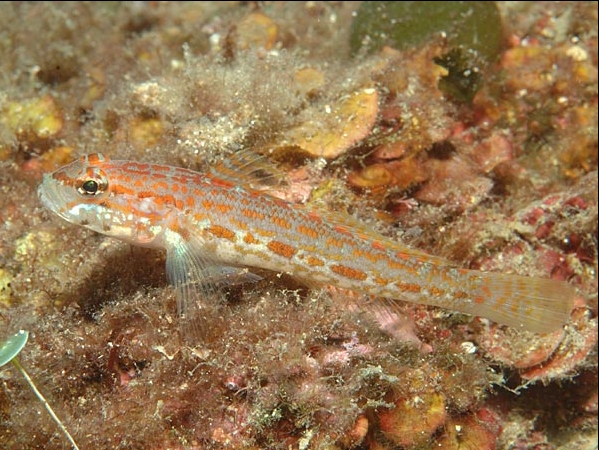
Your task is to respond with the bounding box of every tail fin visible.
[463,271,576,333]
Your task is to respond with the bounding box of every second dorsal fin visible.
[208,148,288,190]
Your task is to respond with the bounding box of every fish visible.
[37,152,576,335]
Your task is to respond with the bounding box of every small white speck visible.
[566,46,588,62]
[461,341,477,354]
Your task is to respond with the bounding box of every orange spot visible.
[326,237,344,248]
[429,286,444,297]
[510,302,519,314]
[242,208,265,220]
[480,285,492,298]
[267,241,297,259]
[87,153,107,164]
[256,228,276,238]
[186,196,195,208]
[307,211,323,223]
[123,161,150,172]
[474,296,485,304]
[494,295,507,307]
[210,177,235,188]
[331,264,368,281]
[271,197,290,208]
[172,175,191,184]
[115,174,131,184]
[168,218,190,241]
[191,212,207,223]
[203,199,215,209]
[333,225,353,236]
[138,191,153,199]
[156,194,176,206]
[271,215,292,229]
[207,225,236,241]
[374,276,389,286]
[216,203,233,214]
[297,224,319,239]
[394,251,411,262]
[244,233,259,245]
[228,217,248,230]
[353,248,384,263]
[386,259,417,275]
[306,256,325,267]
[371,240,386,251]
[396,282,422,293]
[111,184,134,195]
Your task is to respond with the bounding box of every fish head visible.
[38,153,166,246]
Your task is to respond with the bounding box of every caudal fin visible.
[464,271,576,333]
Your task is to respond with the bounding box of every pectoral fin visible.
[164,229,259,340]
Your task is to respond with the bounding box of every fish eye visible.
[81,180,99,194]
[77,169,108,196]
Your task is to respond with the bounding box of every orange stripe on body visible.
[396,282,422,293]
[306,256,325,267]
[331,264,368,281]
[373,275,389,286]
[267,240,297,259]
[151,164,171,172]
[207,225,236,241]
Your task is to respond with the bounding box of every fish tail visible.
[462,271,576,333]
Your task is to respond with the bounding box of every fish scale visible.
[38,153,576,334]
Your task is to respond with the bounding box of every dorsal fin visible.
[208,149,288,191]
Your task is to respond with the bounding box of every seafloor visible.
[0,2,597,449]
